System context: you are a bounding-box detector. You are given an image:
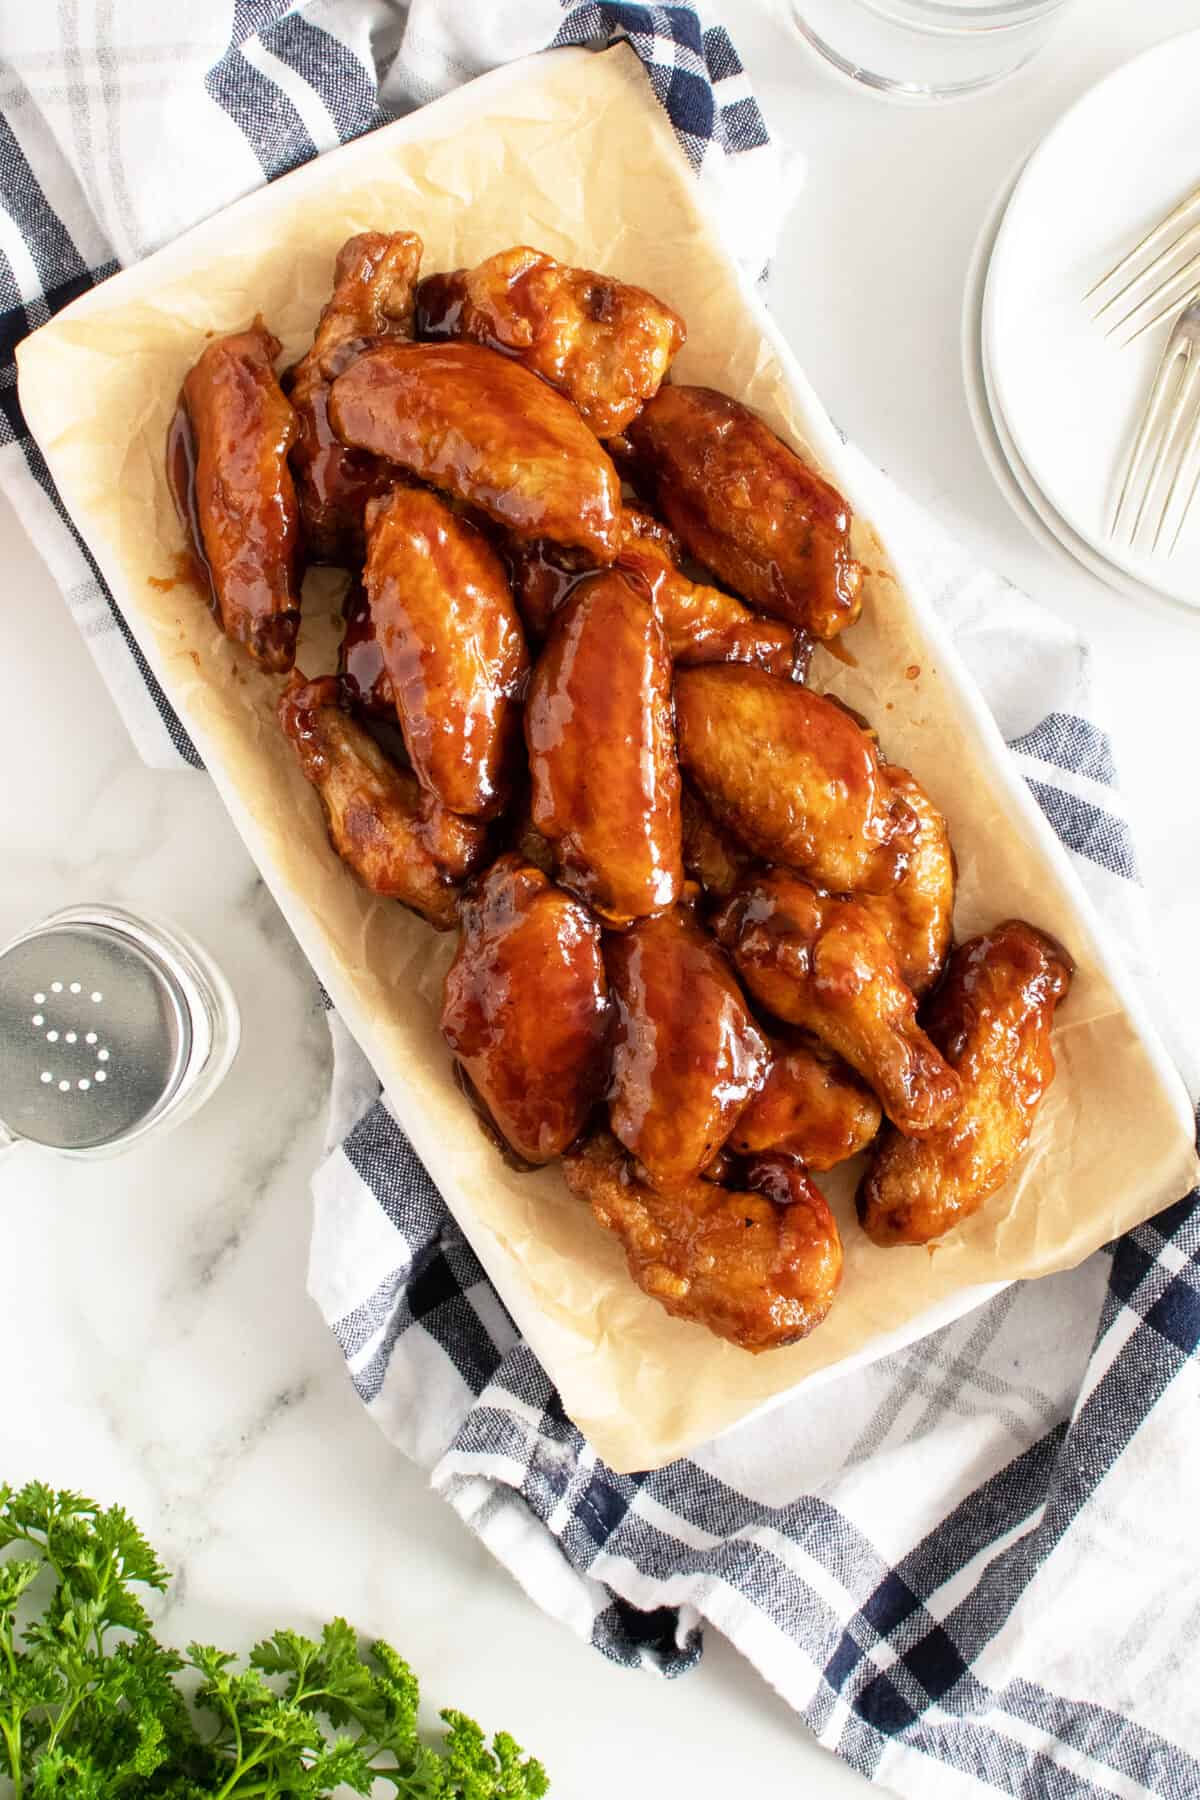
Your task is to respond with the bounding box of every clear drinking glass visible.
[791,0,1074,100]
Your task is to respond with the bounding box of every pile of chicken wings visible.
[173,231,1074,1353]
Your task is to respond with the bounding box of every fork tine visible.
[1093,216,1200,322]
[1085,181,1200,300]
[1134,344,1199,544]
[1117,274,1200,348]
[1110,329,1183,540]
[1154,361,1200,549]
[1106,246,1200,340]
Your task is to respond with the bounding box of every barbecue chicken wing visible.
[505,507,804,674]
[287,230,422,560]
[278,674,486,929]
[625,384,863,641]
[859,766,955,997]
[617,508,805,675]
[440,855,611,1164]
[859,921,1073,1246]
[328,341,621,558]
[525,569,682,926]
[363,486,528,819]
[415,246,685,439]
[730,1036,882,1170]
[179,319,301,671]
[605,904,770,1190]
[675,666,915,895]
[562,1131,843,1351]
[713,870,961,1136]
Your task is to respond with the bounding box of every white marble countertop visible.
[2,3,1198,1795]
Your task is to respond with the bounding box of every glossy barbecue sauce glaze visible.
[288,369,395,561]
[524,570,683,926]
[625,384,864,642]
[604,904,771,1191]
[361,484,529,821]
[338,580,393,715]
[503,539,592,641]
[416,264,629,356]
[164,399,217,610]
[413,271,469,343]
[441,855,612,1165]
[327,341,622,560]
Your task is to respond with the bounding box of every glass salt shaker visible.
[0,905,239,1158]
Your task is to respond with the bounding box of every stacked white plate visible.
[962,28,1200,614]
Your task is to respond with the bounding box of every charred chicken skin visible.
[713,869,961,1137]
[328,340,622,559]
[562,1131,843,1351]
[440,854,612,1165]
[624,384,863,641]
[415,245,685,439]
[179,319,302,671]
[278,674,487,929]
[363,486,528,819]
[859,921,1073,1246]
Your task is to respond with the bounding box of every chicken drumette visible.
[713,869,961,1137]
[860,766,955,997]
[859,921,1073,1246]
[730,1037,882,1171]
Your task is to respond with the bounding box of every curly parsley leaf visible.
[0,1482,549,1799]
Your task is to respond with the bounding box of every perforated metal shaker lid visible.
[0,921,192,1150]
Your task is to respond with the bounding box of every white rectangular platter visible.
[17,45,1198,1472]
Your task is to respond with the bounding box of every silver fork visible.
[1088,181,1200,346]
[1110,299,1200,554]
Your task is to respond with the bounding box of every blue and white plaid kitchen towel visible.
[3,5,1199,1797]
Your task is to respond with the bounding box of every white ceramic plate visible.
[962,159,1174,607]
[984,29,1200,612]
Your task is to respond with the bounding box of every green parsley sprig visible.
[0,1482,548,1798]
